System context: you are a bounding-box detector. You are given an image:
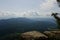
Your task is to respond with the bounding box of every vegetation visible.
[51,13,60,29]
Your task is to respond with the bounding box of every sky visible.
[0,0,60,19]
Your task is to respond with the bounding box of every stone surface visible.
[44,31,60,40]
[20,31,48,40]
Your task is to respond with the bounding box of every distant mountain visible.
[0,17,57,37]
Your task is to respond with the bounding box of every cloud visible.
[0,10,52,19]
[0,11,18,19]
[0,0,59,19]
[0,7,53,19]
[38,0,60,17]
[40,0,57,11]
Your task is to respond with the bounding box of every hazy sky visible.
[0,0,41,11]
[0,0,60,19]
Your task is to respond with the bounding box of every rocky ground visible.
[0,30,60,40]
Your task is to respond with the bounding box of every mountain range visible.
[0,17,57,37]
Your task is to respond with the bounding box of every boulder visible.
[44,31,60,40]
[20,31,48,40]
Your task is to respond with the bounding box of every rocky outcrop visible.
[44,31,60,40]
[1,31,60,40]
[20,31,48,40]
[20,31,60,40]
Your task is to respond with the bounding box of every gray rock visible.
[44,31,60,40]
[20,31,48,40]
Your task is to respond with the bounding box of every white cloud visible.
[0,11,18,19]
[40,0,57,11]
[0,10,51,19]
[38,0,60,17]
[0,0,59,19]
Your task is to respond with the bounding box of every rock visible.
[20,31,48,40]
[44,31,55,38]
[44,31,60,40]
